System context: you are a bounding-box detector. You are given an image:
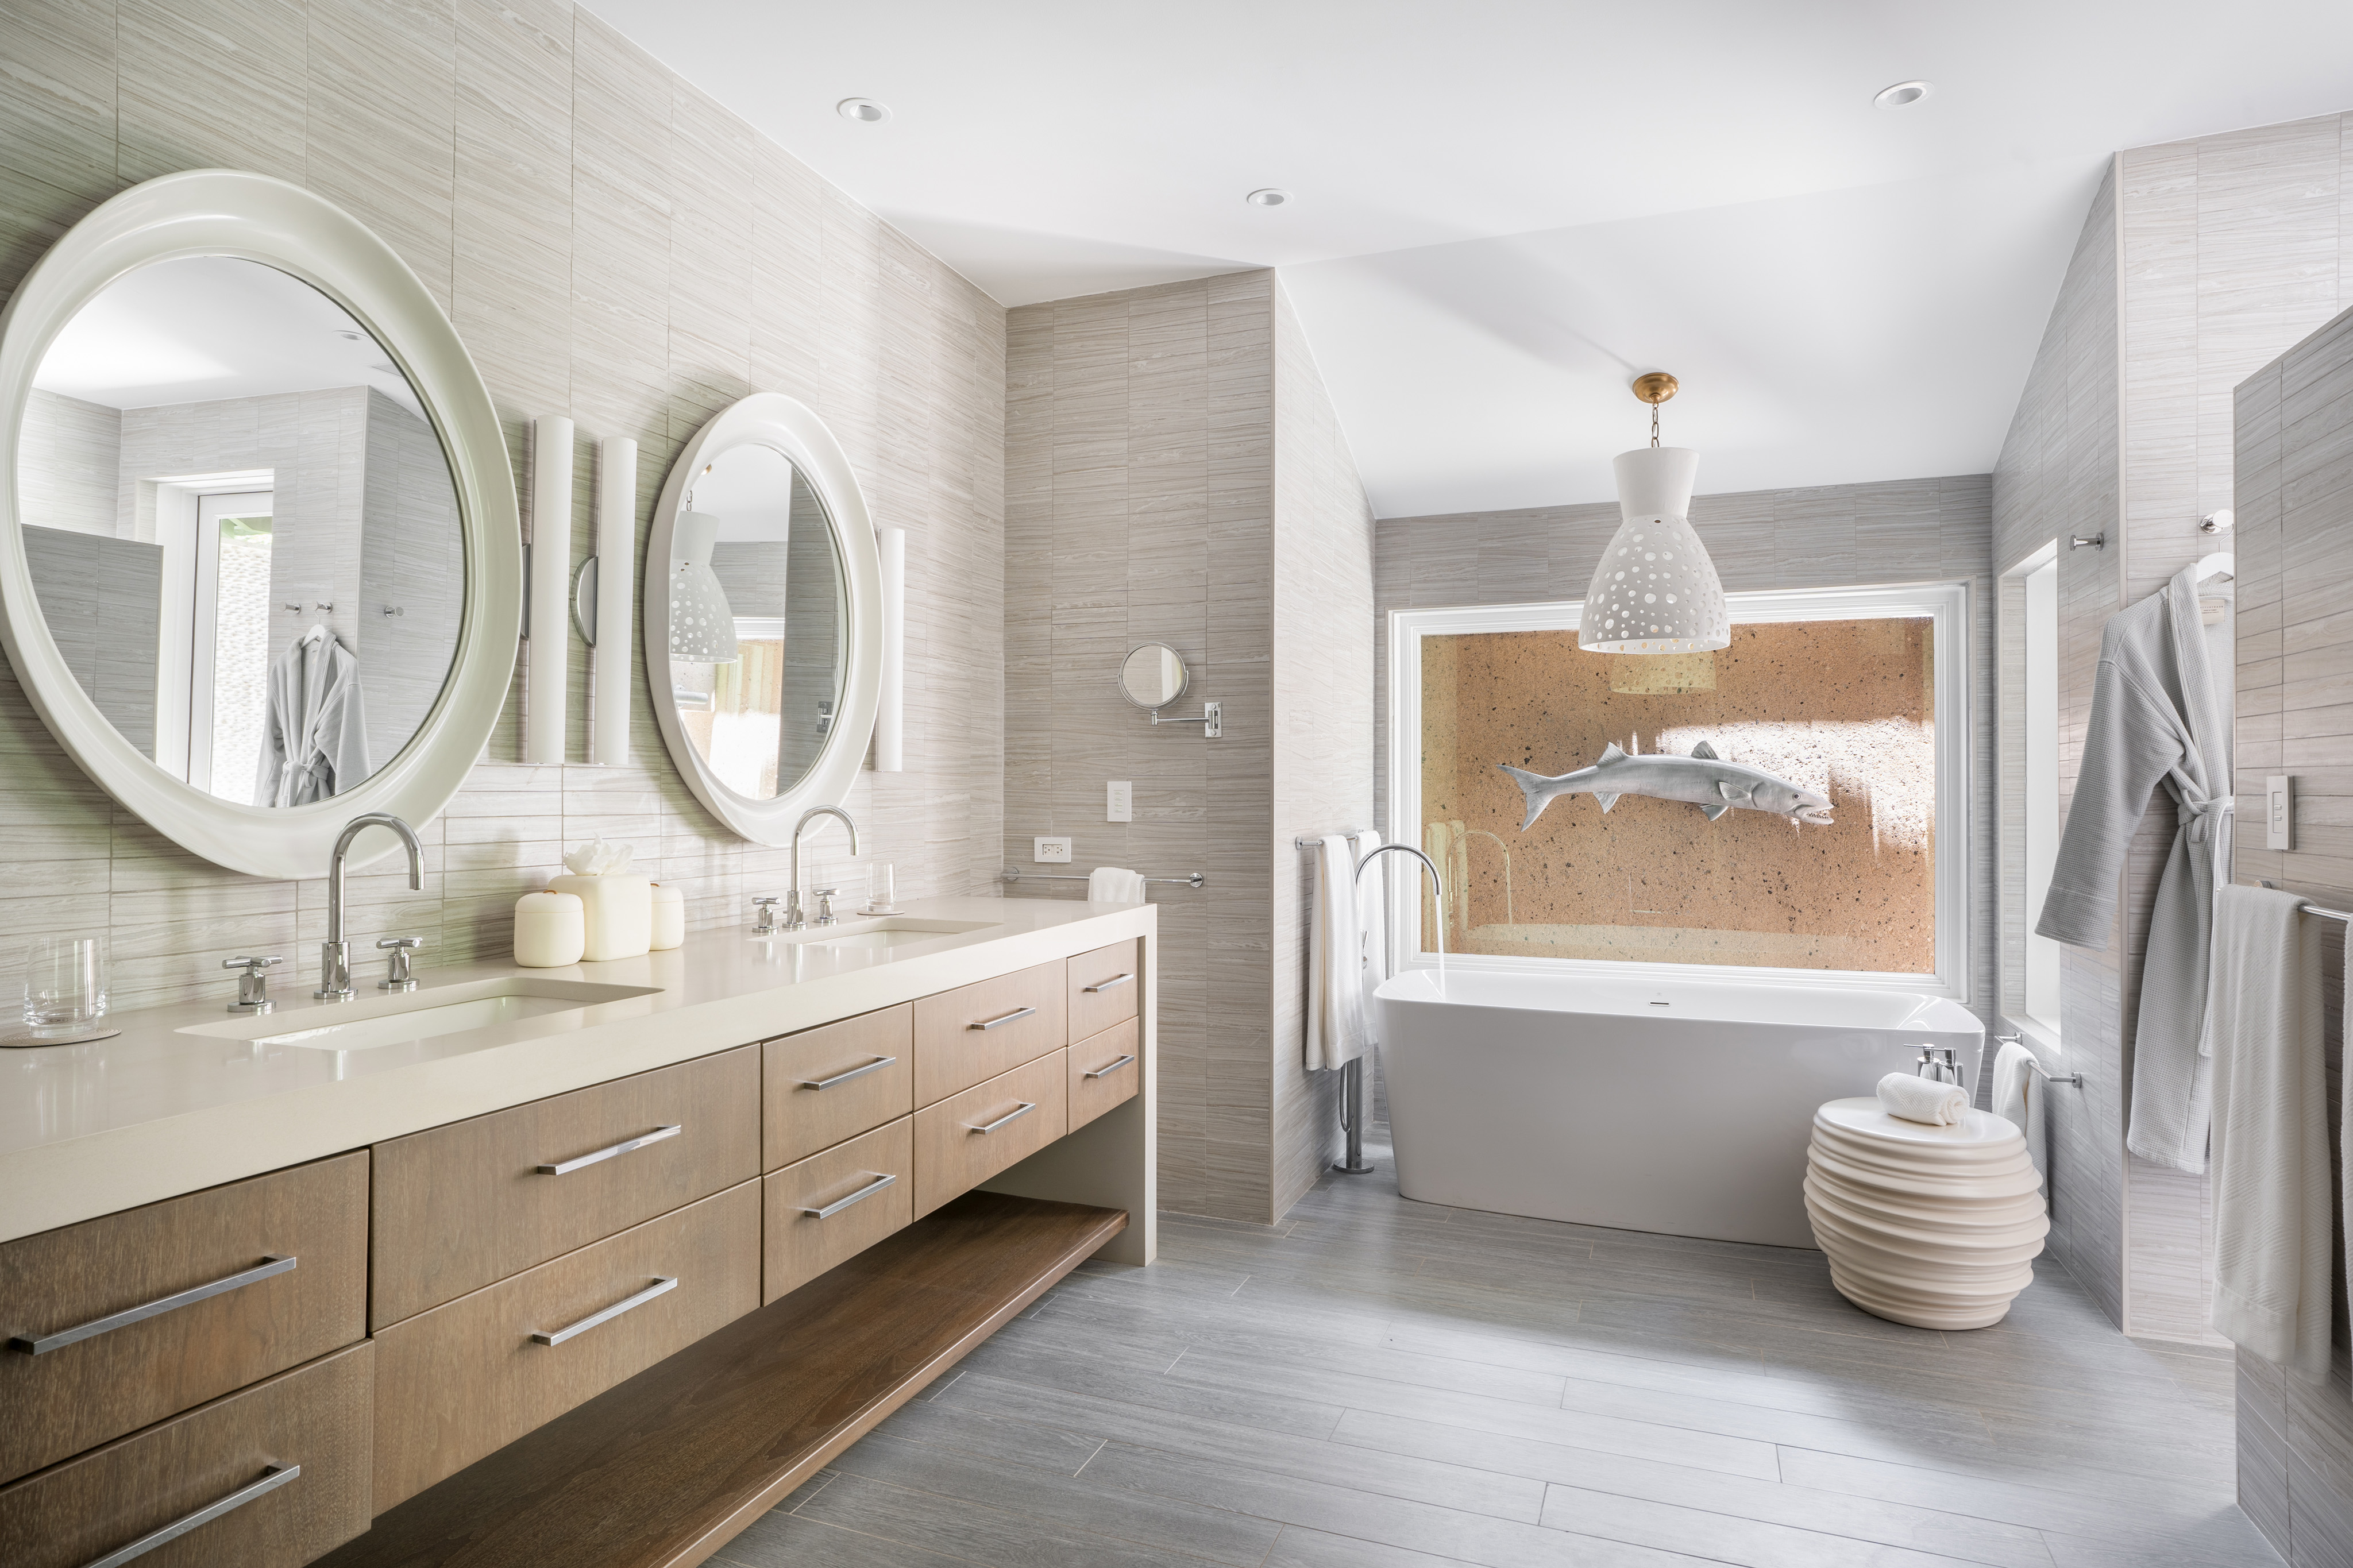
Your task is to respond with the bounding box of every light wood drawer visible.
[371,1179,760,1512]
[913,1052,1069,1218]
[1067,939,1141,1041]
[764,1006,915,1171]
[913,961,1067,1106]
[1069,1017,1141,1133]
[762,1118,915,1304]
[0,1152,368,1485]
[0,1341,372,1568]
[371,1045,759,1328]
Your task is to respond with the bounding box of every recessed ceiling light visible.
[837,98,889,124]
[1245,188,1291,208]
[1873,80,1932,109]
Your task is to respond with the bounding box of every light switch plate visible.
[1033,836,1073,863]
[1106,781,1133,822]
[2266,775,2294,851]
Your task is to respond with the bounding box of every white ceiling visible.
[36,256,425,420]
[585,0,2353,517]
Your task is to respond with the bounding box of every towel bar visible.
[1295,831,1377,849]
[1000,867,1205,889]
[1992,1035,2082,1088]
[2251,878,2353,922]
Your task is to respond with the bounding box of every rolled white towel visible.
[1877,1072,1968,1126]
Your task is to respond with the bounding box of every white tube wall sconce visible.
[875,526,905,772]
[591,436,636,766]
[525,415,574,764]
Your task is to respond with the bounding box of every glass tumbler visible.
[866,862,897,914]
[24,935,108,1037]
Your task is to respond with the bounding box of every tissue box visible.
[514,890,585,967]
[549,872,652,961]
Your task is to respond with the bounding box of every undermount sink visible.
[750,917,1000,949]
[179,977,662,1053]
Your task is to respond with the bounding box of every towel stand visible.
[1991,1034,2083,1088]
[999,867,1205,889]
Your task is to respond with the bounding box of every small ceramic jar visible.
[650,882,685,950]
[514,890,586,967]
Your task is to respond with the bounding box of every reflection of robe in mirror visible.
[256,628,372,806]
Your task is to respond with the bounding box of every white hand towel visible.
[2208,884,2330,1383]
[1086,866,1147,904]
[1305,835,1368,1072]
[1876,1072,1968,1126]
[1990,1041,2047,1195]
[1352,829,1389,1042]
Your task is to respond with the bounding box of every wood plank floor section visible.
[317,1193,1127,1568]
[713,1123,2279,1568]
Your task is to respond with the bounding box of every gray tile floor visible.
[713,1127,2278,1568]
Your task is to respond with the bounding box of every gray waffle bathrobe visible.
[2034,563,2232,1174]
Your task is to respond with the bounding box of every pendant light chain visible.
[1650,400,1660,449]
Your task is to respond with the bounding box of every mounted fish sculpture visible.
[1498,741,1834,830]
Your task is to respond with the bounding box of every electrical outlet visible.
[1106,781,1133,822]
[1033,836,1073,863]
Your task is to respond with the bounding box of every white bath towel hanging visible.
[2208,884,2330,1383]
[1086,866,1147,904]
[1305,835,1368,1072]
[1990,1040,2047,1197]
[1352,829,1389,1042]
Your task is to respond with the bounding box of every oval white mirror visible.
[1118,643,1188,709]
[0,171,521,879]
[646,393,880,844]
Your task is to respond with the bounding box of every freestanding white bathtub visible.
[1374,968,1985,1248]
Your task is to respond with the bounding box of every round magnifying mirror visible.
[1118,643,1189,710]
[17,254,464,808]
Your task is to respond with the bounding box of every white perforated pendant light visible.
[1579,374,1729,655]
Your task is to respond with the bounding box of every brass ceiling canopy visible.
[1632,371,1679,405]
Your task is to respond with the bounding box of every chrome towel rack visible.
[1000,867,1205,890]
[2254,878,2352,922]
[1294,831,1377,850]
[1992,1034,2082,1088]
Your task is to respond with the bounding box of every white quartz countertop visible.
[0,896,1153,1244]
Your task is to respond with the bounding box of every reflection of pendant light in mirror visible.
[669,511,739,663]
[1578,372,1730,655]
[525,415,574,763]
[874,527,905,771]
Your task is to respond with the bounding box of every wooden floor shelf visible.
[317,1192,1127,1568]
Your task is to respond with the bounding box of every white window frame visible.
[1386,579,1971,997]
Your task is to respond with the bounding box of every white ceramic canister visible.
[548,871,653,961]
[649,882,685,950]
[514,890,586,967]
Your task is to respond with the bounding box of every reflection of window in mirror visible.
[2021,554,2062,1041]
[190,492,275,801]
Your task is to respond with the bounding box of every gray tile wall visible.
[1371,474,1996,1022]
[18,387,117,535]
[1004,273,1374,1225]
[0,0,1006,1013]
[2232,303,2353,1568]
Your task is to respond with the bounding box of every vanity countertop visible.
[0,896,1152,1245]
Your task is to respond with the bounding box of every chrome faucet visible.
[785,806,859,930]
[318,813,425,999]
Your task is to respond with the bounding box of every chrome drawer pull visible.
[801,1172,898,1219]
[1083,1053,1137,1080]
[537,1123,681,1175]
[967,1101,1036,1135]
[78,1463,300,1568]
[1082,972,1133,994]
[531,1276,677,1346]
[10,1255,296,1356]
[969,1006,1036,1032]
[800,1055,897,1090]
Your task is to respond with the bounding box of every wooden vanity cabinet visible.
[912,961,1067,1104]
[0,1152,368,1485]
[762,1117,916,1304]
[369,1045,759,1328]
[1068,939,1141,1041]
[913,1051,1070,1216]
[0,1342,373,1568]
[1069,1017,1141,1131]
[763,1005,915,1169]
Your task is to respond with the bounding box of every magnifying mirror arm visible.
[1148,701,1222,739]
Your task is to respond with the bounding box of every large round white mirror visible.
[646,393,879,844]
[0,171,521,878]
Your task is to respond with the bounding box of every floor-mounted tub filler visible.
[1374,968,1984,1248]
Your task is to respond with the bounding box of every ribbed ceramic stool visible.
[1803,1098,2050,1330]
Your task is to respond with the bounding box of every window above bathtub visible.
[1385,581,1969,998]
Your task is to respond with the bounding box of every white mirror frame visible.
[645,392,882,846]
[0,169,522,879]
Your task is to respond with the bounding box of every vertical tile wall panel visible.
[0,0,1007,1010]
